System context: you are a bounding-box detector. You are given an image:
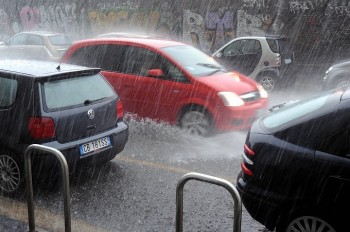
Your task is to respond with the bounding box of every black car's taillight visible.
[28,117,56,139]
[241,144,254,176]
[244,144,254,156]
[116,99,124,121]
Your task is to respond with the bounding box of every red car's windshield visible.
[161,45,226,77]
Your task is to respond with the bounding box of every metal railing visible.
[24,144,71,232]
[176,172,242,232]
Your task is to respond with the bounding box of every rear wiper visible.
[84,97,106,105]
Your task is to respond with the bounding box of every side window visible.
[120,46,188,83]
[103,45,126,72]
[68,45,107,68]
[160,58,188,83]
[267,39,278,53]
[121,47,151,75]
[8,34,27,46]
[27,35,44,46]
[242,40,261,54]
[223,40,244,55]
[317,129,349,157]
[0,77,17,108]
[69,44,126,72]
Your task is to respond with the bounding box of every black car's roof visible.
[0,59,100,77]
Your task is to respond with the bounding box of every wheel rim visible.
[336,80,350,90]
[181,111,211,136]
[286,216,336,232]
[259,76,275,92]
[0,155,21,193]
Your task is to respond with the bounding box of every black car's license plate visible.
[79,137,111,156]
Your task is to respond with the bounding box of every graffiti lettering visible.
[242,0,266,9]
[20,6,40,30]
[326,4,350,17]
[206,11,234,51]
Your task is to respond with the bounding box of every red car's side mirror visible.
[147,69,164,77]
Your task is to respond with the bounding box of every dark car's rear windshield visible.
[261,91,337,131]
[42,73,115,111]
[48,35,72,46]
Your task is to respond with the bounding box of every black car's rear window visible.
[262,91,335,131]
[42,73,115,110]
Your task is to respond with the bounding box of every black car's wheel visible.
[334,77,350,90]
[276,211,337,232]
[0,153,23,195]
[180,109,213,136]
[257,73,278,92]
[285,216,335,232]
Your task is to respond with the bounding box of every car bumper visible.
[236,171,279,230]
[213,100,268,131]
[32,122,129,171]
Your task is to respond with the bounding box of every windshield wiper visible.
[197,63,227,75]
[197,63,224,69]
[207,69,225,75]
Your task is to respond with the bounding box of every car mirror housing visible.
[148,69,164,77]
[215,52,223,58]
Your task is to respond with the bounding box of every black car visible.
[321,60,350,91]
[236,89,350,232]
[0,60,128,195]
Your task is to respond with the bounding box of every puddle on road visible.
[122,115,247,162]
[120,87,319,164]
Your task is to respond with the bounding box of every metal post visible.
[24,144,71,232]
[176,172,242,232]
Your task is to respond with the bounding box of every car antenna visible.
[56,64,61,70]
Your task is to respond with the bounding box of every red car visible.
[61,37,268,136]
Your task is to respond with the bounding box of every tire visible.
[334,77,350,90]
[257,73,278,92]
[180,109,213,137]
[276,210,337,232]
[0,152,24,196]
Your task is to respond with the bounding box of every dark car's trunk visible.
[52,99,118,143]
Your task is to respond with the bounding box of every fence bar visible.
[176,172,242,232]
[24,144,71,232]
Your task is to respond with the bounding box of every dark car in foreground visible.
[0,60,128,195]
[236,89,350,232]
[322,59,350,91]
[61,37,268,136]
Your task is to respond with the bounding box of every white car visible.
[0,31,72,62]
[212,36,294,92]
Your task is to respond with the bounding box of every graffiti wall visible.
[0,0,349,59]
